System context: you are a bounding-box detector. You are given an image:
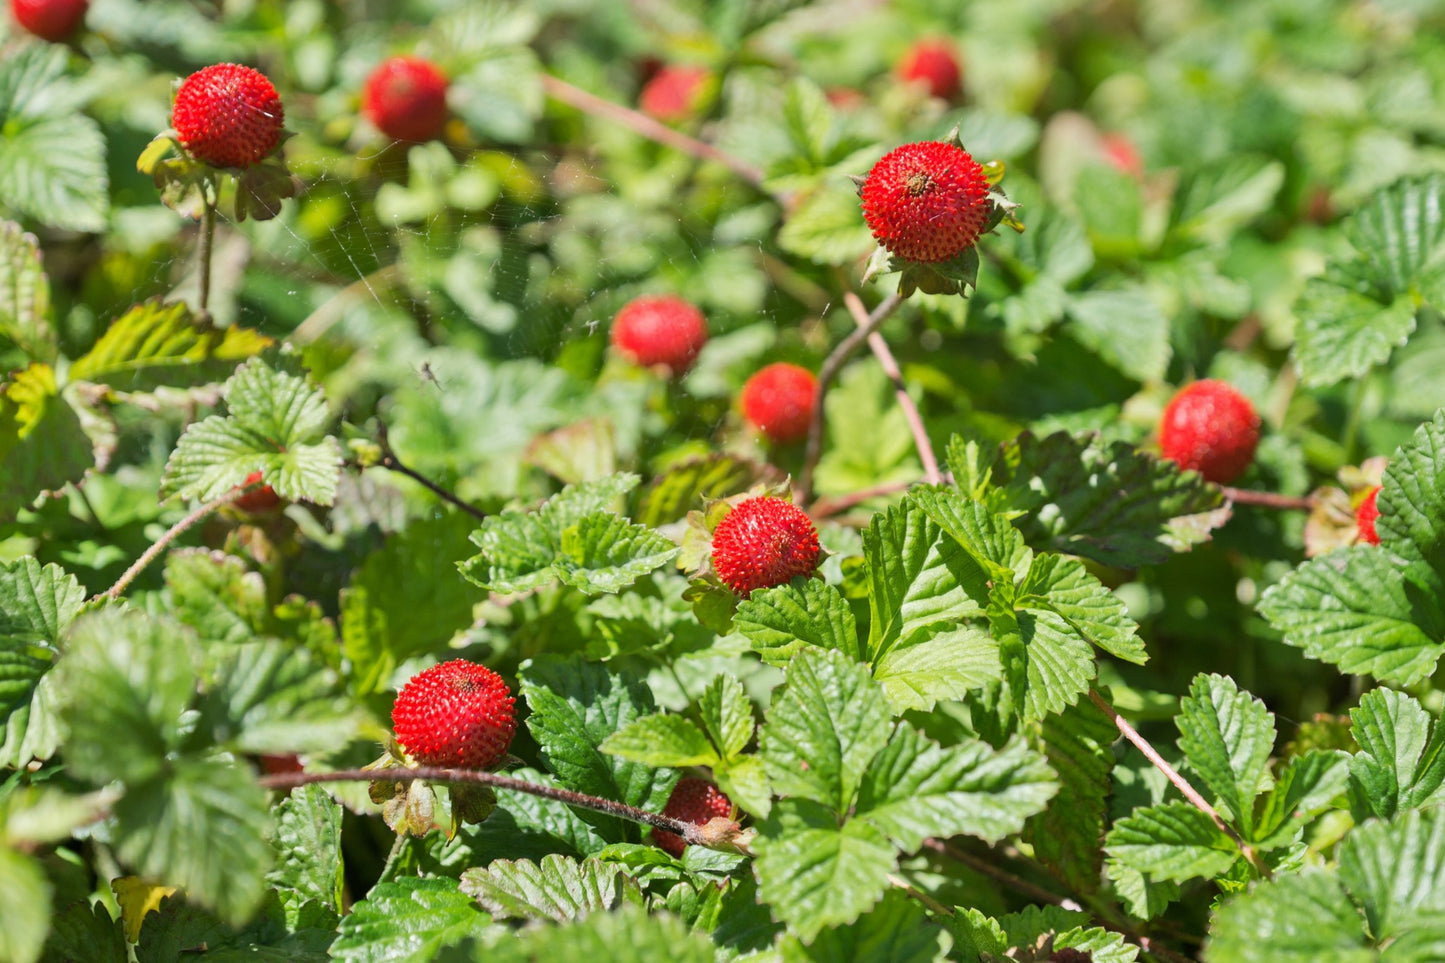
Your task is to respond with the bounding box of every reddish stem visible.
[99,484,253,601]
[1220,487,1314,511]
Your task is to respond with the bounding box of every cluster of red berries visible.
[391,659,517,770]
[653,777,733,856]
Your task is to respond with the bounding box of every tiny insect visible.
[416,362,443,391]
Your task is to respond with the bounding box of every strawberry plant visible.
[4,2,1445,962]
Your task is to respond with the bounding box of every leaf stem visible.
[808,478,921,519]
[258,766,747,852]
[1087,689,1271,880]
[797,292,904,506]
[373,423,489,523]
[197,192,217,318]
[1219,487,1314,511]
[98,484,253,601]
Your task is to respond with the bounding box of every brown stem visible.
[1220,487,1314,511]
[375,424,488,523]
[541,74,766,189]
[842,290,942,485]
[797,292,904,505]
[259,767,745,852]
[99,484,253,601]
[1088,689,1270,880]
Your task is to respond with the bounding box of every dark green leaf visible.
[1348,688,1445,821]
[1176,674,1276,831]
[459,855,640,923]
[331,877,491,962]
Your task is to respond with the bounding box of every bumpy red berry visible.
[896,39,962,100]
[741,363,816,444]
[233,470,281,513]
[1158,380,1261,484]
[610,295,708,376]
[11,0,86,41]
[639,65,709,122]
[712,496,821,596]
[860,141,991,263]
[654,778,732,857]
[392,660,517,770]
[362,56,449,143]
[172,64,285,169]
[1356,486,1382,546]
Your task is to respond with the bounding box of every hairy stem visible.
[1220,487,1314,511]
[797,292,904,506]
[374,424,488,522]
[260,767,744,852]
[1088,689,1270,880]
[809,478,920,519]
[100,484,254,601]
[197,196,217,317]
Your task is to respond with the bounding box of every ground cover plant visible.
[4,0,1445,960]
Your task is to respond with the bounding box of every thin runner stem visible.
[1220,487,1314,511]
[374,424,488,522]
[197,195,217,317]
[100,484,253,601]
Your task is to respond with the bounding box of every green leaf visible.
[1293,274,1416,388]
[1258,546,1445,686]
[451,768,607,861]
[1065,287,1171,383]
[520,657,675,839]
[161,356,343,506]
[164,549,273,646]
[56,608,199,784]
[0,363,94,522]
[1024,695,1118,893]
[266,784,343,914]
[990,599,1098,722]
[1104,801,1239,884]
[699,673,754,760]
[871,622,1001,714]
[553,513,680,595]
[132,892,336,962]
[734,579,861,667]
[1018,553,1146,665]
[714,754,772,819]
[1176,674,1276,831]
[855,727,1057,851]
[986,430,1225,567]
[636,454,771,527]
[780,889,951,963]
[1251,750,1350,849]
[0,220,52,363]
[976,905,1141,963]
[599,714,717,768]
[0,556,85,648]
[1348,688,1445,820]
[459,855,639,923]
[331,877,491,962]
[202,640,360,754]
[777,184,874,265]
[1171,155,1285,245]
[759,648,892,814]
[752,798,897,943]
[905,488,1028,589]
[113,758,273,925]
[1378,409,1445,573]
[69,300,272,392]
[0,669,61,768]
[814,363,921,495]
[1337,804,1445,939]
[486,904,716,963]
[0,847,50,963]
[1205,869,1373,963]
[1345,174,1445,295]
[41,901,127,963]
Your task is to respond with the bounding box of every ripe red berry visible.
[391,660,517,770]
[741,363,817,444]
[362,56,449,143]
[1356,486,1381,545]
[11,0,86,41]
[639,65,709,122]
[860,141,992,263]
[172,64,285,170]
[1101,133,1143,177]
[654,778,732,857]
[1158,380,1261,484]
[610,295,709,376]
[711,496,821,596]
[896,39,962,100]
[233,470,281,513]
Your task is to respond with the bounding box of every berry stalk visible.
[197,195,217,318]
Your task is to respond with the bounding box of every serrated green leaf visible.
[0,847,49,963]
[988,430,1225,567]
[1378,409,1445,573]
[1338,805,1445,939]
[1251,750,1350,849]
[0,220,51,363]
[1065,287,1171,383]
[1171,155,1284,245]
[0,105,109,232]
[734,579,861,667]
[752,798,897,943]
[1204,869,1372,963]
[0,557,84,650]
[872,622,1001,713]
[331,877,490,962]
[113,759,272,926]
[164,549,272,646]
[1104,801,1239,884]
[1348,688,1445,821]
[759,648,892,814]
[0,363,94,521]
[266,784,343,915]
[1293,275,1416,388]
[41,901,127,963]
[781,889,950,963]
[0,651,47,732]
[553,513,679,595]
[905,488,1027,589]
[133,891,336,962]
[776,185,874,265]
[600,714,717,767]
[636,454,771,527]
[699,673,754,760]
[446,768,607,862]
[200,639,360,754]
[520,657,674,840]
[69,300,272,392]
[1019,553,1146,664]
[715,754,771,819]
[991,600,1097,722]
[1345,174,1445,295]
[1176,674,1276,831]
[459,855,638,923]
[0,668,60,769]
[856,727,1057,851]
[986,905,1140,963]
[486,903,715,963]
[1024,695,1117,893]
[161,356,342,506]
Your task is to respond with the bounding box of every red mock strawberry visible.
[610,295,709,376]
[639,65,709,122]
[231,470,281,513]
[653,778,732,857]
[172,64,285,170]
[1158,380,1261,484]
[741,363,817,444]
[391,660,517,770]
[1101,133,1143,177]
[1356,486,1381,545]
[896,39,962,100]
[711,496,821,596]
[860,141,992,263]
[362,56,449,143]
[11,0,86,41]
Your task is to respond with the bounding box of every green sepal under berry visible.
[138,130,297,222]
